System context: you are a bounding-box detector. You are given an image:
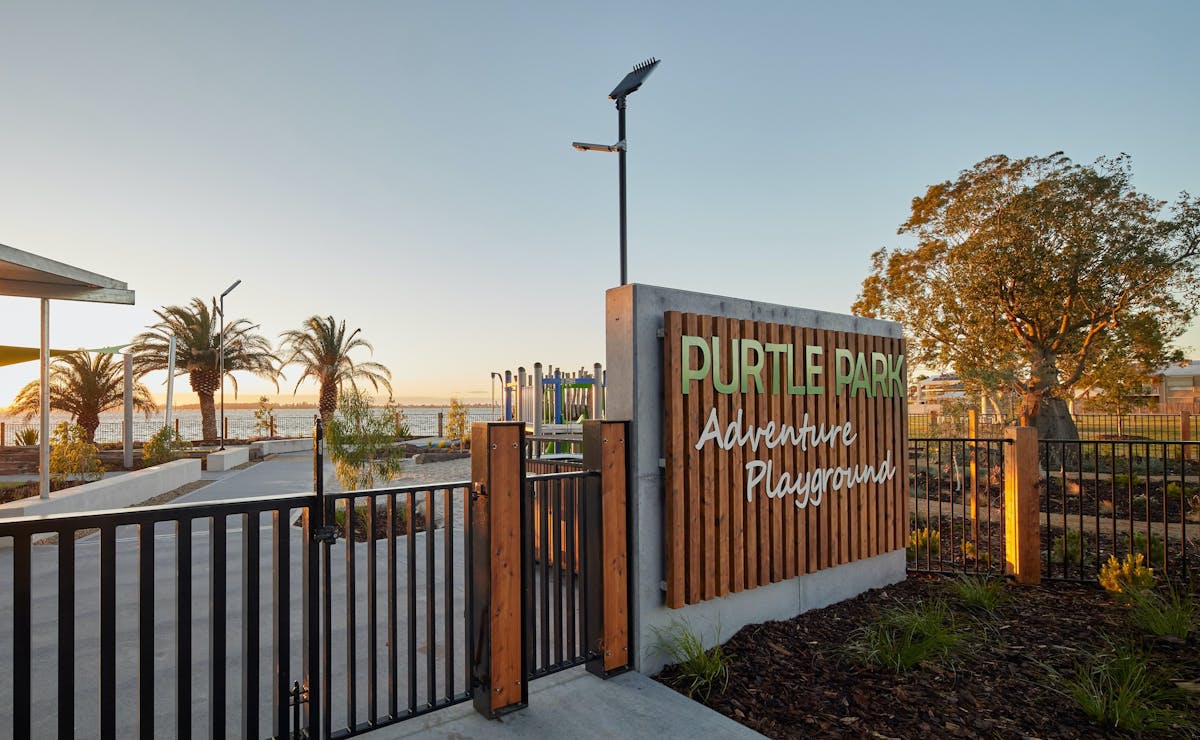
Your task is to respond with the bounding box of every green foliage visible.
[854,153,1200,434]
[652,620,730,701]
[1050,529,1089,566]
[48,422,104,483]
[1128,586,1197,640]
[142,426,188,467]
[326,389,405,491]
[1131,531,1166,565]
[383,397,410,439]
[1115,473,1144,489]
[845,600,962,672]
[445,397,469,450]
[947,575,1008,615]
[906,527,941,560]
[1057,644,1190,733]
[278,315,392,422]
[1099,553,1156,600]
[14,427,39,446]
[253,395,275,437]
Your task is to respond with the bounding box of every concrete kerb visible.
[606,283,907,675]
[0,458,201,523]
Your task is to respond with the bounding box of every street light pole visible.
[617,98,628,286]
[572,57,659,287]
[218,279,241,450]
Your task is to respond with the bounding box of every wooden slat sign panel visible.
[663,311,907,608]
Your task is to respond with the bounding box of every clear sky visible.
[2,1,1198,408]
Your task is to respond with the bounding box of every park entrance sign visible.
[662,312,908,607]
[605,284,909,671]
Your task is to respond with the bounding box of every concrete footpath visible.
[362,665,764,739]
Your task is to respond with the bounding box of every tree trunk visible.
[77,412,100,444]
[319,382,338,426]
[1018,350,1080,441]
[198,391,217,441]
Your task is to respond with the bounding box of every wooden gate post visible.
[583,420,630,677]
[469,422,527,718]
[1003,426,1041,584]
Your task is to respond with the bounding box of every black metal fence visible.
[0,455,614,738]
[0,492,317,738]
[1040,439,1198,582]
[318,482,471,739]
[525,471,600,680]
[907,438,1008,577]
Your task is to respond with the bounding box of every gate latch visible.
[471,482,487,502]
[312,525,337,544]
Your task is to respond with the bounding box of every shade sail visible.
[0,344,128,368]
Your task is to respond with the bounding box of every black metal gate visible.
[1,424,625,738]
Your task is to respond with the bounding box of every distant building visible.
[909,374,966,413]
[1155,360,1200,411]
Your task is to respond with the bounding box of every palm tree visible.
[131,298,279,441]
[8,351,157,442]
[279,316,393,423]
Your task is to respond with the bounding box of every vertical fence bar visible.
[177,517,193,740]
[426,491,437,707]
[539,479,550,671]
[387,494,398,719]
[59,530,77,740]
[242,513,259,740]
[565,478,578,660]
[210,516,227,740]
[367,499,377,723]
[271,511,289,738]
[345,495,357,729]
[407,492,417,714]
[444,487,455,702]
[13,532,31,739]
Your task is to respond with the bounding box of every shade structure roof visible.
[0,243,134,304]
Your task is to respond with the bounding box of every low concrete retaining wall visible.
[207,446,249,471]
[250,437,313,458]
[0,458,202,520]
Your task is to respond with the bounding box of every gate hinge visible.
[312,525,337,544]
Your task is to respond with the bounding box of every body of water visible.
[0,405,503,444]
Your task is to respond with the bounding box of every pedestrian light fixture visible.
[572,57,660,286]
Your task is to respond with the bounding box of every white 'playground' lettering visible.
[744,453,895,508]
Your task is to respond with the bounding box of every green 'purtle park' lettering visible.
[680,334,903,397]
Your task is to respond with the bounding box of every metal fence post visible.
[469,422,527,718]
[1003,426,1041,584]
[583,420,630,678]
[968,409,979,546]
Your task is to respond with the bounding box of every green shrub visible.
[1128,586,1196,640]
[1050,529,1088,566]
[1131,493,1149,510]
[48,422,104,483]
[652,620,730,700]
[1131,531,1166,566]
[906,527,941,561]
[142,426,188,467]
[845,600,961,672]
[1099,553,1155,600]
[947,574,1007,615]
[1058,645,1190,733]
[1165,482,1183,498]
[14,427,39,446]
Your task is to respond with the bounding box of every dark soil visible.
[656,574,1200,739]
[0,478,86,504]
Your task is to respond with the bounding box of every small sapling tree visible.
[326,389,405,490]
[446,398,469,451]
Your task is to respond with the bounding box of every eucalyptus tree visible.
[278,315,393,423]
[8,351,156,442]
[855,153,1200,439]
[131,298,280,440]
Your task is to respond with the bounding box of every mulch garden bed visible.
[655,573,1199,738]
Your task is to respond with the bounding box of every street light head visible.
[221,279,242,298]
[572,141,626,153]
[609,57,660,100]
